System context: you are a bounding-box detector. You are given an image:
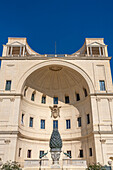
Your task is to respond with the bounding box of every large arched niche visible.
[17,59,94,94]
[18,60,94,139]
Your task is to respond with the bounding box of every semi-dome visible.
[25,65,89,92]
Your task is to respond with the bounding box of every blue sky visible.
[0,0,113,76]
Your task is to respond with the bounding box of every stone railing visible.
[24,158,87,168]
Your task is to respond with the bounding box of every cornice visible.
[0,93,22,96]
[0,56,111,60]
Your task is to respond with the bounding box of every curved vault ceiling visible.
[25,65,88,92]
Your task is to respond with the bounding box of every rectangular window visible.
[29,117,33,127]
[99,80,106,91]
[40,150,44,158]
[80,149,83,158]
[27,150,31,158]
[77,117,81,127]
[21,113,24,125]
[5,80,11,91]
[41,119,45,129]
[76,93,80,101]
[53,120,58,129]
[53,97,58,104]
[18,148,22,157]
[31,93,35,101]
[65,96,70,104]
[87,114,90,124]
[42,96,46,104]
[89,148,92,156]
[66,119,71,129]
[83,88,87,97]
[67,150,71,157]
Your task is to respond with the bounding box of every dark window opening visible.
[92,47,99,55]
[24,87,28,97]
[89,148,92,156]
[5,80,11,91]
[53,97,58,104]
[42,95,46,104]
[53,120,58,129]
[66,119,71,129]
[87,114,90,124]
[18,148,22,157]
[80,149,83,158]
[21,113,24,125]
[99,80,106,91]
[76,93,80,101]
[41,119,45,129]
[77,117,81,127]
[40,151,44,158]
[27,150,31,158]
[83,88,88,97]
[31,92,35,101]
[67,150,71,157]
[29,117,33,127]
[65,96,70,104]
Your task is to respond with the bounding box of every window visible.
[83,88,87,97]
[31,92,35,101]
[80,149,83,158]
[66,119,71,129]
[5,80,11,91]
[21,113,24,125]
[67,150,71,157]
[77,117,81,127]
[76,93,80,101]
[53,120,58,129]
[29,117,33,127]
[87,114,90,124]
[40,150,44,158]
[53,97,58,104]
[65,96,70,104]
[99,80,106,91]
[18,148,22,157]
[89,148,92,156]
[24,87,28,97]
[42,95,46,104]
[27,150,31,158]
[41,119,45,129]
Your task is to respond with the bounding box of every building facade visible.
[0,38,113,169]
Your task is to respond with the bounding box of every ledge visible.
[0,56,111,60]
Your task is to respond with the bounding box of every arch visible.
[16,59,95,93]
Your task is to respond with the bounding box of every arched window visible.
[24,87,28,97]
[41,95,46,104]
[31,91,35,101]
[83,88,88,97]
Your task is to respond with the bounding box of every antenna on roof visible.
[55,41,56,54]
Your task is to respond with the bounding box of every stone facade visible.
[0,37,113,169]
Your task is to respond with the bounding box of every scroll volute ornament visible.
[49,105,61,119]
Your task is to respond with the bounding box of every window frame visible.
[41,95,46,104]
[53,97,58,104]
[27,150,31,158]
[53,120,58,129]
[99,80,106,91]
[80,149,83,158]
[87,114,90,124]
[5,80,12,91]
[77,117,82,127]
[66,119,71,129]
[41,119,45,129]
[65,96,70,104]
[29,117,33,127]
